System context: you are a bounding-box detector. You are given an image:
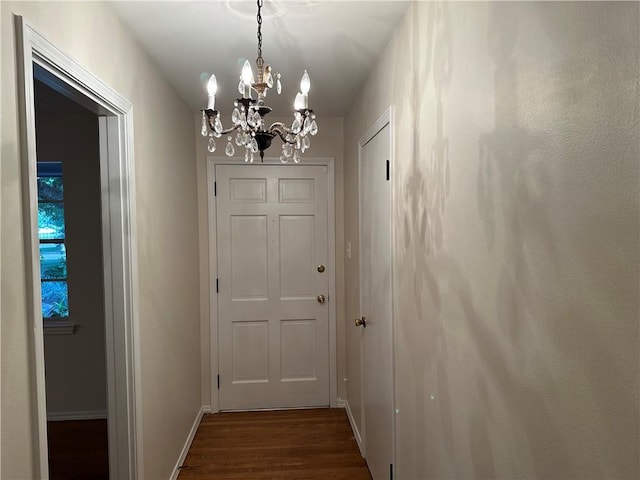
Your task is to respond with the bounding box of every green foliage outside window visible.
[37,162,69,319]
[38,202,65,239]
[41,282,69,318]
[37,176,63,201]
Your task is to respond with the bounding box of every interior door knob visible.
[317,294,326,304]
[354,317,366,328]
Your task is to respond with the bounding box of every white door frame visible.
[357,107,396,468]
[207,156,338,412]
[15,16,142,479]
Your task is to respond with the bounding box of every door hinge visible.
[217,374,220,389]
[390,463,394,480]
[216,278,219,293]
[214,181,217,196]
[386,160,390,181]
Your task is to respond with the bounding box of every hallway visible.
[178,408,371,479]
[1,2,638,479]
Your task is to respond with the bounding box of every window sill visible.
[44,320,76,335]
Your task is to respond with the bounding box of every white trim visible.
[389,107,397,474]
[47,410,108,421]
[15,19,49,478]
[206,156,338,411]
[326,160,338,408]
[357,106,396,469]
[344,401,364,457]
[206,159,219,413]
[169,406,207,480]
[14,16,141,480]
[360,108,392,148]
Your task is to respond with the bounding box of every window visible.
[37,162,70,319]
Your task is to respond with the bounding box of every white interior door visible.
[359,122,394,479]
[216,164,330,410]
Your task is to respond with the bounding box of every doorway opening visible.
[34,73,109,478]
[15,16,141,479]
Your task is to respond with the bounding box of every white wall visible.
[1,2,201,478]
[35,88,108,418]
[195,114,347,408]
[345,2,639,479]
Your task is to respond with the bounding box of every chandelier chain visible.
[256,0,263,62]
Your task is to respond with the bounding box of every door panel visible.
[230,215,268,299]
[360,123,394,480]
[280,319,317,381]
[216,164,330,410]
[232,321,269,382]
[279,215,315,298]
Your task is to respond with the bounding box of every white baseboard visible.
[344,401,364,457]
[47,410,107,421]
[335,398,347,408]
[170,406,206,480]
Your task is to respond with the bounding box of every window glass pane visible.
[41,281,69,318]
[40,243,67,279]
[37,176,64,201]
[38,202,65,240]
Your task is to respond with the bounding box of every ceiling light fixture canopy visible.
[200,0,318,163]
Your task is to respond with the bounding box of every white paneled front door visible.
[215,164,330,410]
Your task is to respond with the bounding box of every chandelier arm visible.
[268,122,295,135]
[272,130,295,145]
[220,124,242,136]
[205,112,242,137]
[268,123,298,144]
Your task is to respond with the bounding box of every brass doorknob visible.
[317,294,326,304]
[317,264,325,273]
[354,317,366,328]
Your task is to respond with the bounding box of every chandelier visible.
[200,0,318,163]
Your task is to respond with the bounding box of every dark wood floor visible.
[47,419,109,480]
[178,408,372,480]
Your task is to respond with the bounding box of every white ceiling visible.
[111,1,410,117]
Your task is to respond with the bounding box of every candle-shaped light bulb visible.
[294,92,305,110]
[299,70,310,109]
[241,60,254,99]
[207,74,218,96]
[206,74,217,110]
[300,70,310,94]
[241,60,254,85]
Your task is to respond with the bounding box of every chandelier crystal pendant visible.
[200,0,318,163]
